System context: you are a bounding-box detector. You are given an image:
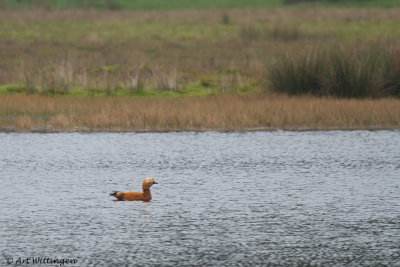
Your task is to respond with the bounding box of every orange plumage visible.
[110,177,158,202]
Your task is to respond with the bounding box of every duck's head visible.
[142,177,158,190]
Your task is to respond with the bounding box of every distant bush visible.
[283,0,315,4]
[268,44,400,98]
[283,0,357,4]
[268,51,327,95]
[221,13,231,25]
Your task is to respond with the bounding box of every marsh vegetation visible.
[1,4,400,131]
[1,8,400,97]
[1,94,399,132]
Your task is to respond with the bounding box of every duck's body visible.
[110,177,157,202]
[110,189,152,201]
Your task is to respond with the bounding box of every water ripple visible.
[0,131,399,266]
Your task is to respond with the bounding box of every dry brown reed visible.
[1,94,399,132]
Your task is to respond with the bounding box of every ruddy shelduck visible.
[110,177,158,201]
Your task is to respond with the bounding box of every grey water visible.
[0,131,399,266]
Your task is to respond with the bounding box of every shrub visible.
[383,49,400,96]
[326,46,384,97]
[268,51,328,95]
[268,44,400,98]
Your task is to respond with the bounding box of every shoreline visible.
[1,126,399,133]
[1,94,399,133]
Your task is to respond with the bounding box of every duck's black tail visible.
[110,191,119,196]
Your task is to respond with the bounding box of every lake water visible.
[0,131,399,266]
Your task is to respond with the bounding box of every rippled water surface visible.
[1,131,399,266]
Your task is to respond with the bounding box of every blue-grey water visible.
[0,131,399,266]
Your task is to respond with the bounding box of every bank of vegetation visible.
[1,6,400,131]
[1,94,399,132]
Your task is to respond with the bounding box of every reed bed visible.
[1,94,399,132]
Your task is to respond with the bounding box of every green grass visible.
[0,80,259,98]
[0,84,23,94]
[1,8,400,98]
[3,16,400,44]
[2,0,400,10]
[0,19,238,42]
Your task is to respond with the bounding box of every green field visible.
[2,0,400,9]
[1,1,400,98]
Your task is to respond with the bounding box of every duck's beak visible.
[153,181,158,184]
